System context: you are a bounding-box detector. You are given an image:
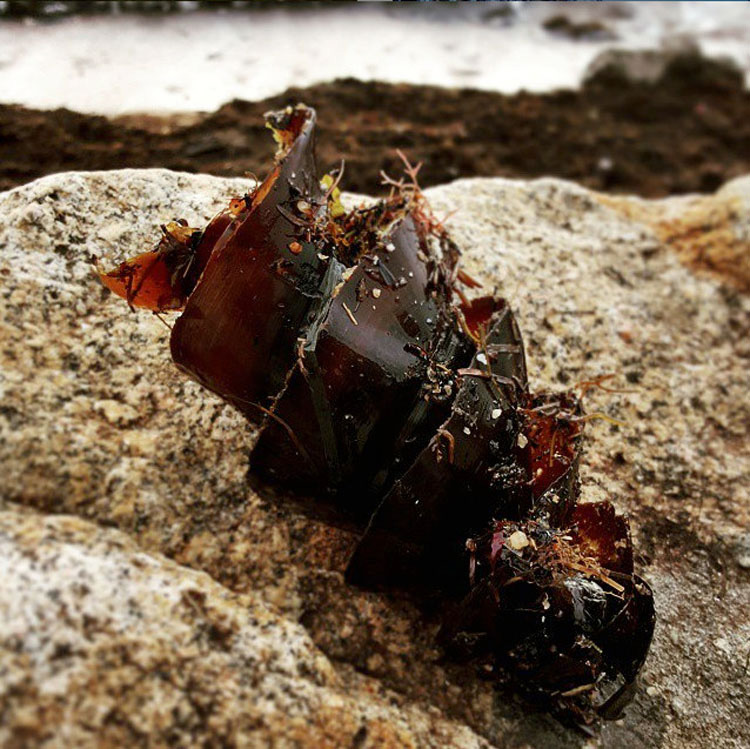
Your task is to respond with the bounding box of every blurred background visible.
[2,0,750,197]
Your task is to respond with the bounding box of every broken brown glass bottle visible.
[99,103,654,733]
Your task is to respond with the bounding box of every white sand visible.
[0,2,749,115]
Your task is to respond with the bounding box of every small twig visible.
[434,428,455,464]
[457,367,491,379]
[559,683,597,698]
[575,373,635,398]
[564,560,625,594]
[570,412,627,428]
[396,148,423,189]
[276,204,309,227]
[342,301,359,326]
[323,160,346,203]
[234,397,311,465]
[457,268,482,289]
[153,311,173,331]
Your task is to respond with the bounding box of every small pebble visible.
[508,530,529,551]
[715,637,732,655]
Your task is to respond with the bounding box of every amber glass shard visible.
[99,221,197,311]
[517,391,585,527]
[346,301,530,593]
[250,215,473,518]
[441,501,654,728]
[100,103,655,731]
[169,106,331,420]
[100,246,187,311]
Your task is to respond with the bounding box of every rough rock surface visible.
[599,179,750,293]
[0,511,487,748]
[582,42,744,88]
[1,169,749,748]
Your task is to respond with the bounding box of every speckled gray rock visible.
[1,169,749,748]
[583,41,744,87]
[0,510,488,748]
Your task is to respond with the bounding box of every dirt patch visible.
[2,51,750,201]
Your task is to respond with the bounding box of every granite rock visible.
[1,169,749,748]
[0,510,487,748]
[583,41,744,89]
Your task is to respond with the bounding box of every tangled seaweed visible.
[99,104,654,732]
